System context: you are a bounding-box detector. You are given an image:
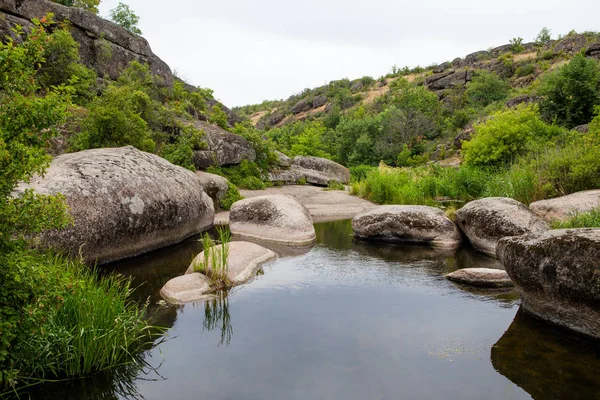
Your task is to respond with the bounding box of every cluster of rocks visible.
[268,154,350,186]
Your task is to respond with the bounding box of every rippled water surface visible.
[28,220,600,400]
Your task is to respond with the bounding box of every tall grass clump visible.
[552,208,600,229]
[194,228,232,290]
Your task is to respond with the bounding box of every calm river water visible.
[26,220,600,400]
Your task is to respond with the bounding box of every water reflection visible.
[202,290,234,347]
[492,308,600,399]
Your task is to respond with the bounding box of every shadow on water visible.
[492,308,600,400]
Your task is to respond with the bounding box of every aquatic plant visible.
[194,228,232,289]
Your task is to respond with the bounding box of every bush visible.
[538,54,600,128]
[553,207,600,228]
[463,105,563,166]
[514,63,536,77]
[210,105,229,129]
[464,71,511,107]
[535,27,552,46]
[207,160,268,190]
[109,2,142,35]
[219,182,243,210]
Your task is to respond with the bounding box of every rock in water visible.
[455,197,549,257]
[352,205,461,248]
[445,268,513,288]
[529,190,600,222]
[160,273,212,305]
[18,146,214,264]
[185,241,277,284]
[292,156,350,185]
[497,229,600,339]
[229,194,316,246]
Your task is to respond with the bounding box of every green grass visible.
[324,180,346,191]
[193,227,232,290]
[552,207,600,228]
[219,182,243,210]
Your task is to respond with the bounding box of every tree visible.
[52,0,101,14]
[464,70,511,107]
[535,27,552,46]
[539,54,600,128]
[109,2,142,35]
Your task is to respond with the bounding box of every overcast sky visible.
[98,0,599,107]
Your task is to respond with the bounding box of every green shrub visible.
[325,180,346,191]
[162,124,207,171]
[210,105,229,129]
[193,228,231,290]
[535,27,552,46]
[464,71,511,107]
[514,63,536,77]
[538,54,600,128]
[463,105,563,166]
[109,2,142,35]
[207,160,268,190]
[510,37,525,53]
[219,182,243,210]
[349,165,376,182]
[553,207,600,228]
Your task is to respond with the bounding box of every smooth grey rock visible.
[292,156,350,185]
[195,171,229,207]
[185,241,277,284]
[18,146,214,264]
[0,0,173,85]
[445,268,513,288]
[275,150,292,168]
[229,194,316,246]
[456,197,550,257]
[187,120,256,169]
[498,229,600,339]
[352,205,461,248]
[160,273,212,305]
[530,190,600,222]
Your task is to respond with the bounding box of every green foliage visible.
[510,37,525,53]
[553,207,600,228]
[208,160,268,190]
[463,105,563,166]
[464,71,510,107]
[538,54,600,128]
[514,63,536,77]
[193,228,232,290]
[210,105,229,129]
[109,2,142,35]
[219,182,243,211]
[325,180,346,191]
[535,27,552,46]
[162,124,206,171]
[51,0,100,13]
[233,123,278,169]
[349,165,376,182]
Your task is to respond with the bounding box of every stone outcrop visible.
[425,69,473,91]
[291,98,311,114]
[292,156,350,185]
[187,120,256,169]
[195,171,229,207]
[185,241,277,284]
[529,190,600,222]
[17,146,214,264]
[445,268,513,288]
[497,229,600,339]
[160,273,212,305]
[229,194,316,246]
[455,197,549,257]
[352,205,462,248]
[586,42,600,58]
[274,150,292,168]
[312,95,327,108]
[0,0,172,85]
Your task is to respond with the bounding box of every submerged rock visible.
[195,170,229,207]
[352,205,461,248]
[455,197,549,257]
[160,273,212,305]
[18,146,214,264]
[529,190,600,222]
[445,268,513,288]
[497,228,600,339]
[229,194,316,246]
[185,241,277,284]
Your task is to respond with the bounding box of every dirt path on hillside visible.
[215,185,375,225]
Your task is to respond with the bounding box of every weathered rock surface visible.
[586,42,600,58]
[497,229,600,339]
[160,273,212,305]
[229,194,316,246]
[0,0,172,85]
[352,205,462,248]
[195,171,229,207]
[188,120,256,169]
[455,197,549,257]
[529,190,600,222]
[312,95,327,108]
[445,268,513,288]
[18,146,214,264]
[274,150,292,168]
[185,241,277,284]
[291,98,311,114]
[292,156,350,185]
[425,69,473,91]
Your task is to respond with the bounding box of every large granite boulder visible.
[529,190,600,222]
[229,194,316,246]
[425,70,473,91]
[274,150,292,168]
[195,171,229,207]
[497,229,600,339]
[18,146,214,264]
[0,0,172,85]
[445,268,513,288]
[292,156,350,185]
[455,197,549,257]
[352,205,462,248]
[160,273,212,305]
[188,120,256,169]
[185,241,277,284]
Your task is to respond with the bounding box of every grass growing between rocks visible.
[552,208,600,229]
[194,227,232,290]
[219,182,243,211]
